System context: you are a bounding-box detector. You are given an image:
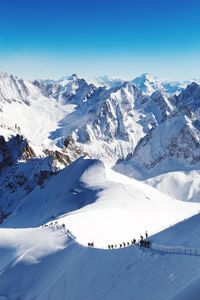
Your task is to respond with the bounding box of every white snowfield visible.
[3,158,200,245]
[1,158,200,299]
[115,158,200,203]
[1,214,200,299]
[145,169,200,202]
[57,160,200,248]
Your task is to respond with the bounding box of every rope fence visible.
[42,217,200,257]
[151,243,200,256]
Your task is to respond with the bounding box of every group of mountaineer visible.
[139,231,151,248]
[43,222,151,250]
[88,231,151,249]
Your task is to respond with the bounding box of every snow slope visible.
[145,169,200,202]
[3,158,200,247]
[1,212,200,299]
[0,72,75,153]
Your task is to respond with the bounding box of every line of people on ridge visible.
[43,222,151,250]
[88,231,151,249]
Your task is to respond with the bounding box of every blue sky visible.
[0,0,200,80]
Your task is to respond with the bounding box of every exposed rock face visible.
[0,211,10,223]
[0,135,36,170]
[174,82,200,112]
[22,142,36,160]
[0,135,68,223]
[0,134,36,171]
[150,91,173,123]
[37,170,55,187]
[0,136,12,170]
[43,149,71,167]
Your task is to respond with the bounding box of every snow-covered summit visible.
[87,75,124,88]
[33,73,97,105]
[131,73,162,95]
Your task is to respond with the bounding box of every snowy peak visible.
[87,75,124,88]
[33,74,97,105]
[0,71,53,108]
[56,73,79,85]
[174,82,200,112]
[132,73,189,96]
[87,73,189,96]
[132,73,161,95]
[48,78,178,163]
[133,72,156,84]
[64,73,78,80]
[67,82,145,148]
[132,113,200,170]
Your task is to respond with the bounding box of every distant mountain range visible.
[0,70,200,220]
[87,72,198,95]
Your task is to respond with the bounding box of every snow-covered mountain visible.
[131,73,163,95]
[2,69,200,299]
[86,73,190,96]
[120,82,200,172]
[87,75,124,88]
[132,113,200,170]
[132,73,191,96]
[1,158,200,299]
[36,79,176,164]
[1,71,200,201]
[34,72,191,98]
[33,74,97,105]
